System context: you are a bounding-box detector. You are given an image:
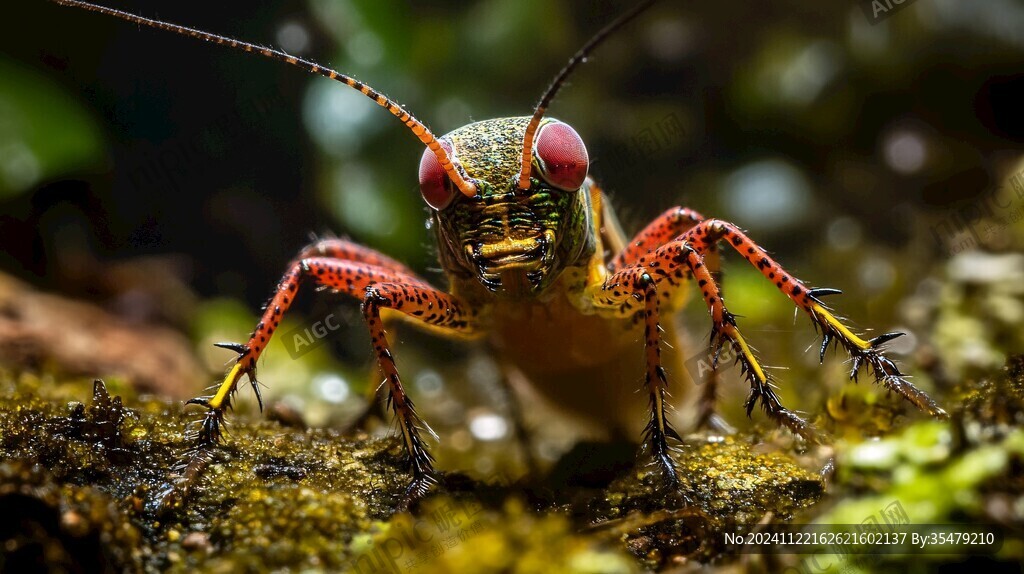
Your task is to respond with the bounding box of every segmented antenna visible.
[49,0,477,198]
[517,0,659,190]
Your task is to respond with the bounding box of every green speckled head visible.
[424,117,596,298]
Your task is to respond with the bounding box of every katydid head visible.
[415,0,657,297]
[51,0,656,298]
[421,117,594,296]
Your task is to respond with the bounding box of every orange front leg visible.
[189,239,477,502]
[591,239,816,486]
[359,280,477,500]
[607,205,733,431]
[591,267,681,484]
[188,238,430,441]
[609,206,704,271]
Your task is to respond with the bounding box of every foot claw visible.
[397,474,438,512]
[810,306,942,418]
[642,417,683,488]
[195,408,225,447]
[819,333,834,364]
[654,451,681,487]
[849,355,864,381]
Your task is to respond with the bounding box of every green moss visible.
[0,371,410,572]
[355,497,638,574]
[811,357,1024,572]
[3,355,1021,572]
[0,370,830,572]
[590,435,824,568]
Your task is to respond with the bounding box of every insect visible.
[52,0,946,505]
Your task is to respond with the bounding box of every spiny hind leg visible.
[692,245,735,434]
[590,267,682,485]
[607,206,738,433]
[191,244,476,504]
[609,206,704,271]
[360,281,477,503]
[597,242,820,457]
[188,237,430,445]
[680,220,946,417]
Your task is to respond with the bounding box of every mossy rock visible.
[5,357,1022,572]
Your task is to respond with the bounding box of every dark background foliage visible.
[4,0,1022,301]
[2,0,1023,422]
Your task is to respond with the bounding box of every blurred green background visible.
[2,0,1024,465]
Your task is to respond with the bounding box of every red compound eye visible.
[418,141,457,210]
[535,121,588,191]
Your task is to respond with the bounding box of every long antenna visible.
[49,0,477,198]
[516,0,659,190]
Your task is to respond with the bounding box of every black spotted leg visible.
[609,206,704,272]
[190,238,425,442]
[190,238,477,503]
[680,220,946,418]
[608,206,731,433]
[589,266,680,485]
[692,244,733,433]
[592,238,819,486]
[590,236,811,486]
[361,281,478,502]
